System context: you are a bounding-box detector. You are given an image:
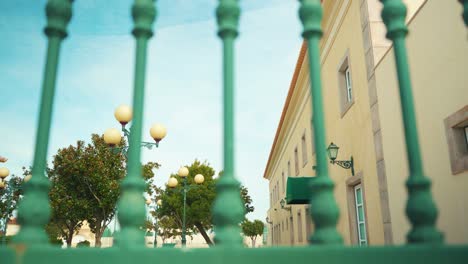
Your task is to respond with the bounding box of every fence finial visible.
[213,0,245,247]
[299,0,343,245]
[14,0,73,246]
[380,0,443,244]
[116,0,157,248]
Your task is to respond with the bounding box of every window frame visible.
[301,132,308,167]
[282,171,285,195]
[354,184,368,246]
[346,172,370,246]
[297,210,303,243]
[294,147,299,176]
[444,105,468,174]
[464,126,468,148]
[345,66,353,102]
[337,50,354,117]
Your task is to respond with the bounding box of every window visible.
[276,180,279,201]
[444,105,468,174]
[338,52,354,116]
[289,217,294,245]
[287,160,291,177]
[302,133,308,167]
[294,147,299,175]
[282,221,284,232]
[273,186,276,203]
[345,67,352,102]
[275,184,278,202]
[305,208,312,240]
[273,225,277,245]
[281,171,285,194]
[297,211,303,243]
[310,124,316,155]
[278,224,282,244]
[465,126,468,147]
[354,184,368,246]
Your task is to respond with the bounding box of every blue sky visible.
[0,0,302,221]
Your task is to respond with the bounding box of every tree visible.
[241,219,264,247]
[153,160,254,246]
[0,175,23,236]
[48,134,159,247]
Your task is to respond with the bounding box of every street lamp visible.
[145,198,160,248]
[104,105,166,239]
[168,167,205,247]
[326,142,355,176]
[0,168,31,245]
[103,104,167,156]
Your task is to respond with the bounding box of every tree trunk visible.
[66,226,74,247]
[251,236,256,248]
[95,235,102,248]
[94,221,102,248]
[195,222,213,246]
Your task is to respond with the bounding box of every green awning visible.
[285,177,313,204]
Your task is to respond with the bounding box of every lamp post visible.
[104,104,167,156]
[326,142,355,176]
[167,167,204,247]
[0,168,31,245]
[103,105,167,238]
[146,198,162,248]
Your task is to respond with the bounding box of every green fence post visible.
[460,0,468,26]
[298,0,343,245]
[380,0,443,244]
[213,0,245,247]
[116,0,157,249]
[14,0,72,247]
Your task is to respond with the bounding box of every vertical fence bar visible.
[461,0,468,26]
[116,0,156,248]
[212,0,245,247]
[299,0,343,245]
[14,0,72,246]
[380,0,443,244]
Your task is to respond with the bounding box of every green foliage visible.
[45,221,65,246]
[0,235,14,244]
[218,170,254,215]
[0,167,30,233]
[0,175,24,228]
[152,160,254,245]
[47,133,159,247]
[155,160,216,244]
[76,240,91,247]
[241,219,264,247]
[156,216,180,243]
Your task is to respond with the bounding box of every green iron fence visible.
[1,0,468,263]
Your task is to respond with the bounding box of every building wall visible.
[265,0,467,247]
[266,46,315,246]
[319,0,384,245]
[374,0,468,244]
[265,0,386,246]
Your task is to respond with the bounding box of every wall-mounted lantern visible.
[280,198,291,211]
[327,142,355,176]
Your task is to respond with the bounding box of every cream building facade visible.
[264,0,468,246]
